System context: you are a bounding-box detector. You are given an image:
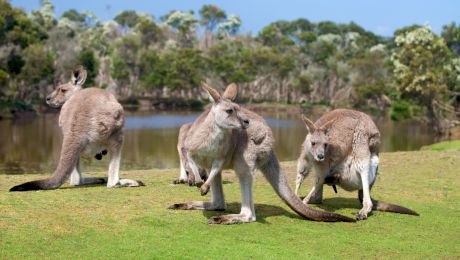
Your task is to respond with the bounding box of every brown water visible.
[0,109,436,174]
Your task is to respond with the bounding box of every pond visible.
[0,107,436,174]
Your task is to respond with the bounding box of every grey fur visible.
[168,83,355,223]
[295,109,418,220]
[10,66,143,191]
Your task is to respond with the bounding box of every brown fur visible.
[10,66,143,191]
[169,84,355,223]
[296,109,418,220]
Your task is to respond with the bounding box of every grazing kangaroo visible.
[169,83,355,224]
[10,66,143,191]
[295,109,419,220]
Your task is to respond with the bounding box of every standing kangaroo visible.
[10,66,143,191]
[169,83,355,224]
[295,109,419,220]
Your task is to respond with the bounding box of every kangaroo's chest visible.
[188,130,233,169]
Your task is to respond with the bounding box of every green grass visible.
[1,151,459,259]
[421,140,460,151]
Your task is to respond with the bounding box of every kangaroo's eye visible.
[60,89,67,93]
[226,109,233,114]
[311,142,316,146]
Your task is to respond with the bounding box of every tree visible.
[18,43,54,101]
[441,22,460,55]
[217,15,241,36]
[61,9,85,24]
[350,45,391,107]
[78,48,99,87]
[199,4,226,32]
[29,0,57,31]
[114,10,141,28]
[391,26,454,133]
[165,11,197,47]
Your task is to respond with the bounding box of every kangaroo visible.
[174,121,207,186]
[10,66,144,191]
[295,109,419,220]
[168,83,355,224]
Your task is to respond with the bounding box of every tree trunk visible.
[428,100,443,135]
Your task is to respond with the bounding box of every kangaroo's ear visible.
[301,115,316,133]
[202,82,221,103]
[222,83,238,101]
[71,66,87,86]
[319,119,335,132]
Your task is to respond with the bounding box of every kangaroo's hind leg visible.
[355,153,378,220]
[107,132,144,188]
[70,158,106,186]
[168,171,226,211]
[207,162,256,225]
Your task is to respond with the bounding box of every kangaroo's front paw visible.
[195,180,204,188]
[199,183,210,196]
[173,178,187,184]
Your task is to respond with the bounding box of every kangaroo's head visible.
[301,115,334,162]
[202,82,250,130]
[46,66,87,108]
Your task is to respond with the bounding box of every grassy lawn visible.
[421,140,460,151]
[1,151,459,259]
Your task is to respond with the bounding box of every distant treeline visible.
[0,0,459,131]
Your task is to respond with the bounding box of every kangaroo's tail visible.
[259,151,355,222]
[372,199,419,216]
[10,138,83,192]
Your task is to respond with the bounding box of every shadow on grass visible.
[201,202,300,224]
[316,197,362,213]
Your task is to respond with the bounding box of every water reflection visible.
[0,109,436,174]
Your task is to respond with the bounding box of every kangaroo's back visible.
[60,88,124,140]
[317,109,380,162]
[233,107,274,165]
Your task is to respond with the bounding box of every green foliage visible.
[78,48,99,87]
[199,4,226,31]
[207,41,256,83]
[161,48,206,91]
[0,69,8,86]
[61,9,85,23]
[292,74,311,94]
[0,0,47,48]
[441,22,460,55]
[20,43,53,84]
[114,10,142,28]
[351,47,391,102]
[6,54,25,75]
[0,0,459,124]
[392,26,453,104]
[390,99,421,121]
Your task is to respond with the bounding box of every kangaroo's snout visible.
[316,153,325,161]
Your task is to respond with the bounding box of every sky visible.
[10,0,460,36]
